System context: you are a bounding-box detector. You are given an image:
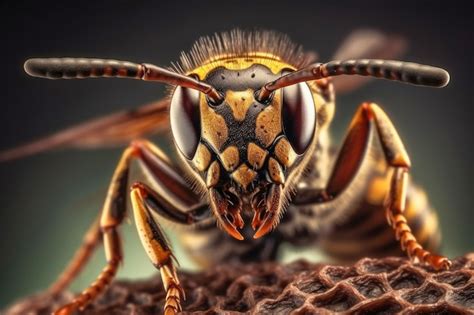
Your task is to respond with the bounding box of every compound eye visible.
[282,82,316,154]
[170,86,201,159]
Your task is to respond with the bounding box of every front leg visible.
[296,103,451,270]
[54,146,135,315]
[53,140,207,314]
[362,103,451,270]
[130,182,209,314]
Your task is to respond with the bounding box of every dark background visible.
[0,0,472,307]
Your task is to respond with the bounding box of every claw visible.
[209,187,244,240]
[426,254,452,271]
[253,211,276,239]
[252,184,282,239]
[221,213,244,240]
[251,190,266,231]
[209,183,283,240]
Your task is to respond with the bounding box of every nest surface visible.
[4,254,474,314]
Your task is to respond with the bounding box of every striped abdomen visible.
[318,178,441,262]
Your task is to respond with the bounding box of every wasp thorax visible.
[170,63,318,240]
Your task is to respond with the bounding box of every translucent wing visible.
[331,29,407,93]
[0,98,170,162]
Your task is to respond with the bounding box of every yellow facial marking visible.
[206,161,220,188]
[231,164,257,190]
[200,94,228,152]
[268,157,285,184]
[274,137,298,167]
[255,90,282,148]
[225,89,255,121]
[247,142,268,170]
[192,144,212,171]
[188,54,296,79]
[220,146,240,171]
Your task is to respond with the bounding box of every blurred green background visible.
[0,0,472,308]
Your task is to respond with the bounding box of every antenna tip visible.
[439,68,450,87]
[418,65,450,88]
[24,58,44,77]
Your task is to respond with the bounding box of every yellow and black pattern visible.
[187,61,309,193]
[178,53,337,265]
[10,28,452,315]
[318,173,441,262]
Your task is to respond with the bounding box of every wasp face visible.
[170,63,317,240]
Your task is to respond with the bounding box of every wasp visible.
[1,29,452,314]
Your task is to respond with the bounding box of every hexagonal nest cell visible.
[4,254,474,314]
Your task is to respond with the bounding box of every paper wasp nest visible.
[5,254,473,314]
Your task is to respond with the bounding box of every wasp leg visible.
[297,103,451,270]
[363,103,451,270]
[48,215,102,295]
[131,139,201,209]
[53,146,134,315]
[387,167,451,270]
[53,140,204,314]
[130,182,206,315]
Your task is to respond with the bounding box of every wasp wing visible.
[0,98,170,162]
[331,29,407,93]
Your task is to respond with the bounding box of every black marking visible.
[200,65,305,192]
[110,67,119,76]
[94,67,105,76]
[202,65,285,190]
[205,64,281,92]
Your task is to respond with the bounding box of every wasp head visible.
[169,62,318,240]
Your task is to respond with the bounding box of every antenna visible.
[24,58,223,103]
[257,59,449,101]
